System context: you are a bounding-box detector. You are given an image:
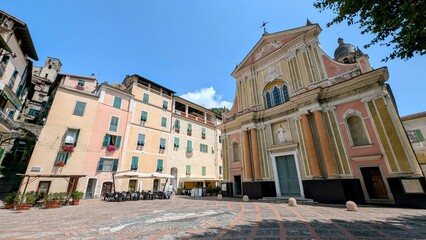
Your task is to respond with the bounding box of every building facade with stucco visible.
[218,23,426,208]
[401,112,426,178]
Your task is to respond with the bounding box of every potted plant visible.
[2,191,16,209]
[56,161,65,167]
[14,192,36,211]
[71,191,84,205]
[62,145,74,153]
[44,192,66,209]
[106,145,117,152]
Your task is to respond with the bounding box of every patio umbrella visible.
[115,172,151,178]
[149,172,175,179]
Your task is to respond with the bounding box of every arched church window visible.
[282,85,289,102]
[347,115,370,146]
[265,92,272,109]
[232,142,240,162]
[272,86,282,105]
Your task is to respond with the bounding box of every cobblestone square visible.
[1,196,426,239]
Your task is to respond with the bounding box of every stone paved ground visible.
[1,196,426,240]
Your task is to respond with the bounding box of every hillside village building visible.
[20,74,223,197]
[401,112,426,178]
[218,23,426,208]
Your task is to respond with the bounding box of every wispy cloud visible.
[180,87,233,109]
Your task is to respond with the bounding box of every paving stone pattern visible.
[1,196,426,239]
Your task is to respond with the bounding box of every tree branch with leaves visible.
[314,0,426,61]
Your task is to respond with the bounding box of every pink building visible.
[81,83,132,198]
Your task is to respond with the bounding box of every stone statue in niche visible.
[277,125,286,144]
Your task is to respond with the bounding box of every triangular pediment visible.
[232,24,320,76]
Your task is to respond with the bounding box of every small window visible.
[78,80,85,87]
[187,123,192,136]
[109,116,119,132]
[157,159,163,173]
[113,97,122,109]
[232,142,240,162]
[186,140,192,153]
[200,144,208,153]
[103,134,122,148]
[186,165,191,175]
[201,128,206,139]
[219,135,222,143]
[407,129,424,143]
[219,166,223,175]
[162,100,168,110]
[141,111,148,122]
[161,117,167,127]
[64,128,80,147]
[137,134,145,149]
[131,156,139,171]
[143,93,149,103]
[28,109,40,116]
[54,152,70,165]
[159,138,166,150]
[12,70,18,79]
[174,137,180,148]
[73,101,86,116]
[174,119,180,132]
[98,158,118,172]
[202,166,206,176]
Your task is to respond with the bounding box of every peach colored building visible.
[22,73,99,194]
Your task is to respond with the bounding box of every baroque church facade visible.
[218,23,426,208]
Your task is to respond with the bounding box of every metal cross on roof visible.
[260,21,268,34]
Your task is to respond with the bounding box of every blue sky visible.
[3,1,425,116]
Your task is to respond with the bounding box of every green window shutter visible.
[64,153,70,164]
[143,93,149,103]
[157,159,163,172]
[188,123,192,131]
[98,158,105,171]
[202,166,206,176]
[163,100,168,109]
[73,101,86,116]
[200,143,202,152]
[175,120,180,129]
[109,116,119,132]
[74,129,80,147]
[116,136,122,149]
[161,117,167,127]
[131,156,138,170]
[202,128,206,138]
[186,165,191,175]
[103,134,110,147]
[415,129,425,141]
[112,159,118,172]
[138,134,145,146]
[187,140,192,153]
[174,137,179,147]
[113,97,122,109]
[141,111,148,121]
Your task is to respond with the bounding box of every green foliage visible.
[210,107,230,116]
[177,187,183,195]
[3,191,17,204]
[45,192,67,202]
[71,191,84,200]
[314,0,426,61]
[15,192,36,205]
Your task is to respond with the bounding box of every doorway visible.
[360,167,389,199]
[234,175,242,196]
[275,155,301,197]
[85,178,97,198]
[101,182,112,196]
